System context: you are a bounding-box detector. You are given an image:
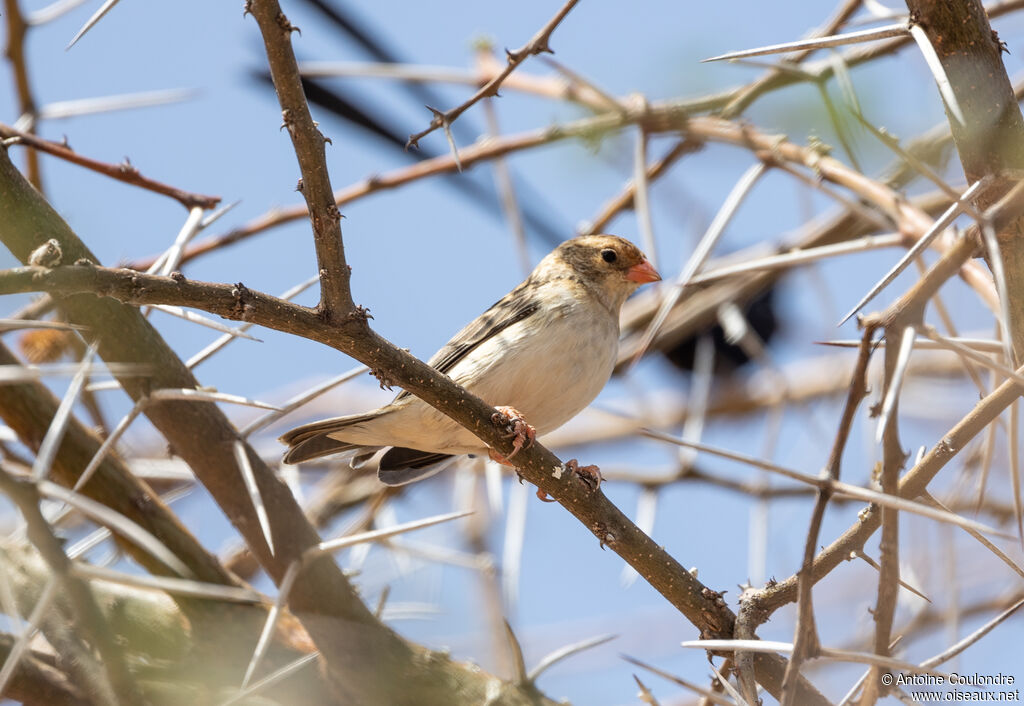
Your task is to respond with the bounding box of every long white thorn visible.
[241,560,302,688]
[839,179,985,325]
[703,23,909,63]
[31,344,97,482]
[66,0,122,49]
[234,441,274,557]
[632,162,766,365]
[875,325,916,444]
[909,24,966,126]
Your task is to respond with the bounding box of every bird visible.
[279,234,661,487]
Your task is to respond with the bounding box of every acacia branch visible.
[245,0,352,316]
[739,234,1016,629]
[861,325,909,705]
[907,0,1024,361]
[0,124,221,210]
[778,325,876,705]
[405,0,580,148]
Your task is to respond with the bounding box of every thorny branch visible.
[0,123,221,210]
[405,0,580,149]
[245,0,352,316]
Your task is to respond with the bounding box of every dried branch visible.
[245,0,352,315]
[0,124,220,210]
[2,0,42,190]
[906,0,1024,360]
[405,0,579,148]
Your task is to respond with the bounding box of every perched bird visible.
[280,235,660,486]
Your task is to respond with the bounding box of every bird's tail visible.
[279,411,383,464]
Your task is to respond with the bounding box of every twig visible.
[779,325,875,705]
[0,123,220,210]
[582,139,701,234]
[863,318,911,704]
[246,0,352,315]
[2,0,42,190]
[405,0,580,148]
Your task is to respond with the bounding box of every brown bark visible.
[907,0,1024,361]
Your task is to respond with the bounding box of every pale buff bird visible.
[280,235,660,486]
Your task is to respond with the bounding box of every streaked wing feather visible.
[394,281,540,401]
[283,435,365,464]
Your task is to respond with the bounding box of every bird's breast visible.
[452,295,618,435]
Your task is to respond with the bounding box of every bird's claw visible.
[491,406,536,459]
[566,459,602,491]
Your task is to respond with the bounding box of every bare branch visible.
[0,123,221,210]
[246,0,352,315]
[405,0,580,148]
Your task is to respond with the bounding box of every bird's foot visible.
[490,406,536,460]
[566,459,602,491]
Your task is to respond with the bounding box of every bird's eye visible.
[601,248,617,263]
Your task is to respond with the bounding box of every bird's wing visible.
[279,410,386,464]
[394,281,540,402]
[376,447,457,486]
[282,434,366,464]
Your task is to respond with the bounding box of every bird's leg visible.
[565,459,602,491]
[489,405,536,460]
[488,407,550,499]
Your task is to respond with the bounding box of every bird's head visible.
[542,235,661,311]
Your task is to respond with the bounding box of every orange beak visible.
[626,259,661,284]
